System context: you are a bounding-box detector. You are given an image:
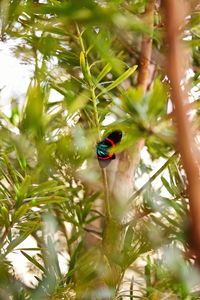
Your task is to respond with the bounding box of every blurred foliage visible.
[0,0,199,299]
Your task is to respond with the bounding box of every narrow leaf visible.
[161,176,175,196]
[12,203,30,223]
[80,51,86,77]
[21,251,45,272]
[1,206,9,228]
[97,65,138,97]
[96,63,112,83]
[69,91,90,114]
[6,230,34,254]
[29,196,69,206]
[17,175,31,198]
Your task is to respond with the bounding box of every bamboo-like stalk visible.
[163,0,200,263]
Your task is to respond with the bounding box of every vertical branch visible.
[138,0,156,92]
[163,0,200,262]
[103,1,156,295]
[108,0,156,204]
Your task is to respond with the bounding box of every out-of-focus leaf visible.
[38,1,116,24]
[12,203,30,223]
[1,206,10,229]
[96,63,112,83]
[80,51,87,77]
[6,230,35,254]
[97,65,138,97]
[20,80,45,137]
[31,181,67,195]
[46,235,62,279]
[147,78,168,120]
[68,91,90,114]
[29,196,69,206]
[16,175,31,206]
[123,226,134,253]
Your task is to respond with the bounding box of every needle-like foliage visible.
[0,0,199,299]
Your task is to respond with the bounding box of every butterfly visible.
[96,130,122,168]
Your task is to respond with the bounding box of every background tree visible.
[0,0,200,299]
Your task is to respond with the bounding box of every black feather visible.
[96,130,122,168]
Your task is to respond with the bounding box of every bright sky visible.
[0,40,33,116]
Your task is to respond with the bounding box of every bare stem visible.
[137,0,156,92]
[163,0,200,263]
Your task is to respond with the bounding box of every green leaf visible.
[147,78,168,120]
[80,51,93,85]
[12,203,30,223]
[68,91,90,114]
[17,221,40,229]
[161,176,176,196]
[145,256,152,288]
[18,175,31,198]
[123,226,134,253]
[21,251,45,272]
[6,230,34,254]
[96,63,112,83]
[1,154,19,187]
[1,206,10,229]
[46,235,62,279]
[31,182,67,196]
[29,196,69,206]
[20,79,45,137]
[80,51,87,77]
[31,181,58,195]
[97,65,138,97]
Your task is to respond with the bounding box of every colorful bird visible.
[96,130,122,168]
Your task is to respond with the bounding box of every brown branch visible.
[163,0,200,263]
[108,0,156,204]
[137,0,156,92]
